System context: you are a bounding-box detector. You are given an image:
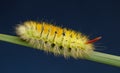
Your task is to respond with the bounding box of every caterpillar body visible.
[16,21,101,59]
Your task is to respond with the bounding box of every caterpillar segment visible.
[16,21,100,59]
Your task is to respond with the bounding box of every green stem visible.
[0,34,120,67]
[0,34,31,47]
[85,51,120,67]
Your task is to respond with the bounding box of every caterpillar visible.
[16,21,101,59]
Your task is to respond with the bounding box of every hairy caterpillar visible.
[16,21,101,59]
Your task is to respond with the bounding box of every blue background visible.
[0,0,120,73]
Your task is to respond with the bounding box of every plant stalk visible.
[0,34,120,67]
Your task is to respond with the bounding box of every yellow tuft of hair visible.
[16,21,95,59]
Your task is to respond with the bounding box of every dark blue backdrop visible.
[0,0,120,73]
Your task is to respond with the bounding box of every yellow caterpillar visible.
[16,21,101,59]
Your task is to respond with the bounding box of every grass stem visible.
[0,34,120,67]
